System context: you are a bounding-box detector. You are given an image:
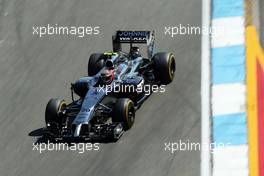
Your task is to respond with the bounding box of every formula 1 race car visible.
[44,31,176,142]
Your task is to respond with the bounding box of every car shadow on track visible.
[28,128,118,144]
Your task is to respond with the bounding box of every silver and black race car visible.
[44,31,176,141]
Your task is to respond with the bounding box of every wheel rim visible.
[57,101,66,115]
[127,102,135,124]
[169,56,176,79]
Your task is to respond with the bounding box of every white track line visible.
[201,0,212,175]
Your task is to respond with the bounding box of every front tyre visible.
[88,53,105,76]
[152,52,176,85]
[45,98,66,126]
[113,98,135,131]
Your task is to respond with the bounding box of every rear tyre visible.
[88,53,105,76]
[113,98,135,131]
[152,52,176,85]
[45,98,66,126]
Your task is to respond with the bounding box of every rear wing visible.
[112,31,155,58]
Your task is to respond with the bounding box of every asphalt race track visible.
[260,0,264,46]
[0,0,201,175]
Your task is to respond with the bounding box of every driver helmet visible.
[100,69,114,84]
[130,46,141,59]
